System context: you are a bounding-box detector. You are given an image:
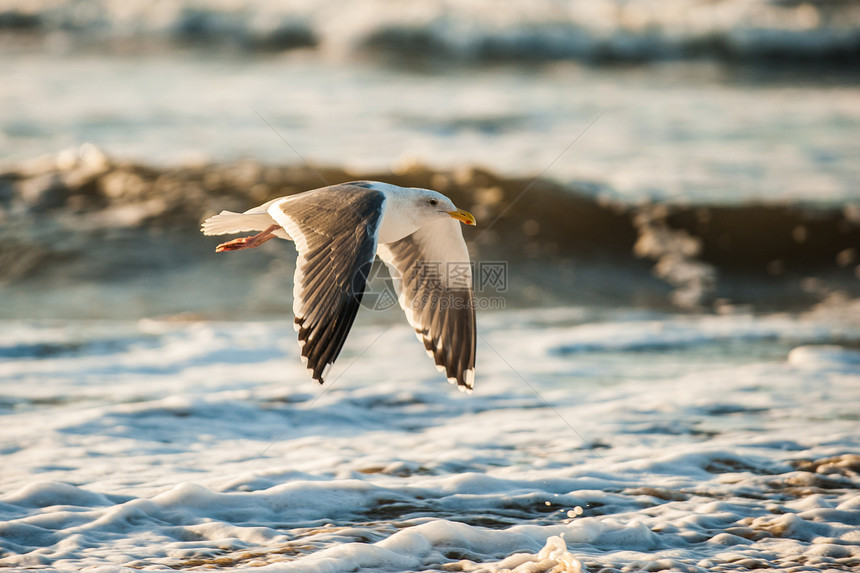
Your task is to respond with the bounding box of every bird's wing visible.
[376,218,476,391]
[267,183,386,383]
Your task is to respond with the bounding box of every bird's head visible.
[412,189,477,226]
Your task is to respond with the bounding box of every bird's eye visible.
[428,199,438,206]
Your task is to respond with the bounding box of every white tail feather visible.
[201,211,275,236]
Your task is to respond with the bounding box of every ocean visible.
[1,1,859,571]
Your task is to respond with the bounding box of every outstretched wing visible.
[268,183,386,383]
[376,218,476,391]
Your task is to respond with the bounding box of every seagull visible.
[201,181,477,391]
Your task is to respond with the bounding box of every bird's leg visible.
[215,224,280,253]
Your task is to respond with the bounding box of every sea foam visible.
[1,309,858,570]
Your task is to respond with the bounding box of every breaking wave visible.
[2,0,859,64]
[1,147,858,317]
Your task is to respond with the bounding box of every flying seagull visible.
[201,181,477,391]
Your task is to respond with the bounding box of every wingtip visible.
[447,369,475,394]
[464,369,475,390]
[305,361,333,386]
[306,366,325,385]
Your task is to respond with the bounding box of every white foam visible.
[1,308,859,570]
[788,345,860,370]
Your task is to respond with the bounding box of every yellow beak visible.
[447,208,477,226]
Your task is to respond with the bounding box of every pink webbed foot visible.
[214,224,281,253]
[215,237,255,252]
